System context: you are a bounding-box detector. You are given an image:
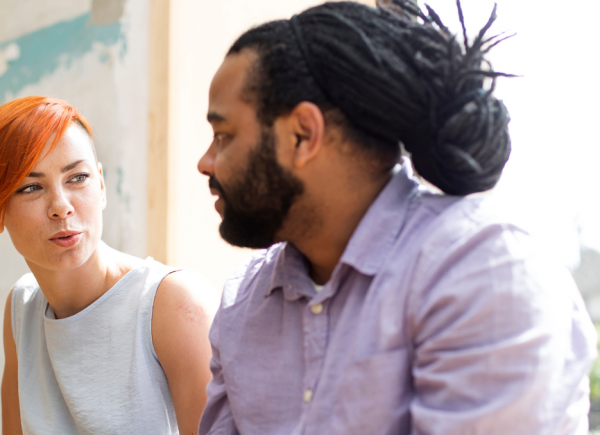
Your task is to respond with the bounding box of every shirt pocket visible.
[330,348,412,435]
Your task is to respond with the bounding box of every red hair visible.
[0,96,93,223]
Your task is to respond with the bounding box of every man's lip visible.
[214,197,224,213]
[209,188,222,197]
[49,230,82,240]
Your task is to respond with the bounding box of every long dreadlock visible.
[228,0,514,195]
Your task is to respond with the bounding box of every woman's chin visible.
[26,243,100,273]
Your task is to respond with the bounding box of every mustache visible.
[208,176,224,196]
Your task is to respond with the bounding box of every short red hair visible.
[0,96,93,224]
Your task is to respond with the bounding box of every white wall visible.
[425,0,600,267]
[425,0,600,318]
[167,0,375,289]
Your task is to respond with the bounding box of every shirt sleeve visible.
[407,225,597,435]
[198,309,240,435]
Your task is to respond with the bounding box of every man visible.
[197,1,597,434]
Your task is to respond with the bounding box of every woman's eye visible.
[70,173,90,183]
[19,184,41,194]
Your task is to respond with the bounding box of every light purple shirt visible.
[199,162,597,435]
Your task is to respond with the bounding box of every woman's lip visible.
[49,233,82,248]
[50,230,81,239]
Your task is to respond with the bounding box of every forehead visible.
[208,50,258,120]
[36,124,95,169]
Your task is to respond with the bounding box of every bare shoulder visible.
[154,270,219,325]
[3,286,14,331]
[4,286,17,361]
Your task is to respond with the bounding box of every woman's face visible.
[2,124,106,272]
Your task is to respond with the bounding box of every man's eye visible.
[213,133,228,146]
[70,173,90,183]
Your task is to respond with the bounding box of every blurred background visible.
[0,0,599,430]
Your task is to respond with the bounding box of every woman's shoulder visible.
[156,269,218,308]
[12,273,42,305]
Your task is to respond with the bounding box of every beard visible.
[209,128,304,249]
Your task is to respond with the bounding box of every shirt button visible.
[303,389,313,403]
[310,303,324,315]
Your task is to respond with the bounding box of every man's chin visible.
[218,218,278,250]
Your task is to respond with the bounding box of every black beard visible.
[209,129,304,249]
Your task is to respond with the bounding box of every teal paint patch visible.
[0,13,124,103]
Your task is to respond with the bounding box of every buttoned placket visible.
[300,289,330,421]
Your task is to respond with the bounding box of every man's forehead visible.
[208,50,258,120]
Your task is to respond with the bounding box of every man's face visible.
[198,50,303,249]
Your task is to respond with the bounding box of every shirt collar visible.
[339,159,418,276]
[265,242,315,301]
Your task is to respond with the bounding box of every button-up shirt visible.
[199,162,597,435]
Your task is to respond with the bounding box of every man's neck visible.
[289,168,394,285]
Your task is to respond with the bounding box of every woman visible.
[0,96,218,434]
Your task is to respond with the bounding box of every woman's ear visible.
[98,162,107,211]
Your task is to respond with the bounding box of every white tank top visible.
[12,258,180,435]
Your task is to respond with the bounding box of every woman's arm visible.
[152,270,219,435]
[2,288,23,435]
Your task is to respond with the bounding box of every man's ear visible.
[98,162,107,211]
[279,102,325,170]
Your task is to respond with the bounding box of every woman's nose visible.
[48,191,74,219]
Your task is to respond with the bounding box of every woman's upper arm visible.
[152,270,219,435]
[2,287,23,434]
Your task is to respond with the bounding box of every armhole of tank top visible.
[11,285,17,345]
[148,267,182,363]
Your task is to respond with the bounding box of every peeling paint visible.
[92,0,127,26]
[0,43,20,77]
[0,13,124,102]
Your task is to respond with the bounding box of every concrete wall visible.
[1,0,598,428]
[0,0,150,398]
[0,0,375,425]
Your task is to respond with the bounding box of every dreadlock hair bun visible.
[229,0,513,195]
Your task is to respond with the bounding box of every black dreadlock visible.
[228,0,514,195]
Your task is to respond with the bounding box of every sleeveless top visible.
[12,258,180,435]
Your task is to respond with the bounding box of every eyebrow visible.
[207,111,226,124]
[27,160,87,178]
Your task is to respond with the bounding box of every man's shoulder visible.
[393,193,543,294]
[415,193,528,257]
[221,242,286,310]
[403,194,580,316]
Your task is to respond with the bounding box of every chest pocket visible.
[330,349,412,435]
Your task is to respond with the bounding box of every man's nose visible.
[197,144,216,177]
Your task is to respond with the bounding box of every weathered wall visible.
[0,0,149,392]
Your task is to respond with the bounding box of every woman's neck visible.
[27,242,137,319]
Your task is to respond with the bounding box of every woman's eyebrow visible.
[27,159,87,178]
[61,159,86,173]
